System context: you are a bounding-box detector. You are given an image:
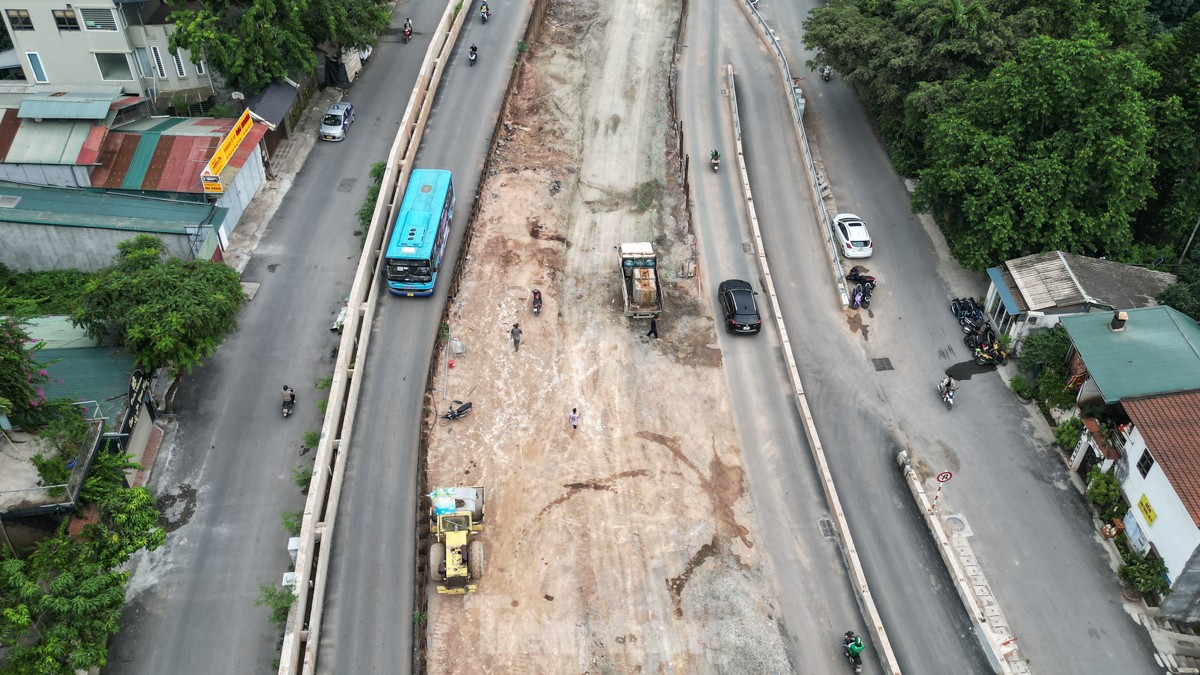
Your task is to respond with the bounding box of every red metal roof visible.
[1123,390,1200,527]
[90,118,267,193]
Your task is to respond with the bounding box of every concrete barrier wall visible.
[277,3,472,673]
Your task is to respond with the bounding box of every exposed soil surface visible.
[425,0,789,671]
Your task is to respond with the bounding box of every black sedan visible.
[718,279,762,335]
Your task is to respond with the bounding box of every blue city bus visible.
[385,169,455,296]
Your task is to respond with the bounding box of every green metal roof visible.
[1061,307,1200,403]
[0,181,225,234]
[18,94,115,120]
[21,316,134,422]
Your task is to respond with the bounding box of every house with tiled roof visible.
[983,251,1175,352]
[1099,390,1200,622]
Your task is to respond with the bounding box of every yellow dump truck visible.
[428,486,485,594]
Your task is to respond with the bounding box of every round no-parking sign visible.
[937,471,953,483]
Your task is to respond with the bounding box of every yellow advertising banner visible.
[206,109,254,177]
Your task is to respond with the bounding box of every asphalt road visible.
[314,2,529,674]
[750,1,1161,673]
[677,1,870,672]
[103,2,461,673]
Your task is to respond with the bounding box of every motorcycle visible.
[846,267,876,287]
[711,155,720,172]
[403,26,412,43]
[952,297,984,323]
[821,65,833,81]
[850,283,865,309]
[282,388,296,418]
[468,45,477,67]
[974,346,1008,366]
[938,380,955,410]
[842,633,864,673]
[861,283,873,309]
[442,400,473,421]
[532,288,543,316]
[481,6,490,23]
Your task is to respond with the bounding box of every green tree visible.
[913,32,1156,269]
[0,535,128,674]
[0,316,49,426]
[72,235,246,412]
[1136,13,1200,252]
[167,0,315,93]
[303,0,389,57]
[1157,261,1200,320]
[83,487,167,569]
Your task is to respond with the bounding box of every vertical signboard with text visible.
[200,109,255,195]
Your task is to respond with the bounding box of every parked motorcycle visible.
[468,44,477,66]
[861,283,873,308]
[532,288,543,316]
[846,267,876,287]
[442,400,473,421]
[850,283,865,309]
[974,346,1008,366]
[952,297,985,322]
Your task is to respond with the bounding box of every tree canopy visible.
[803,0,1200,272]
[72,235,245,410]
[167,0,388,92]
[913,33,1156,268]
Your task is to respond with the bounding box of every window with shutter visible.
[172,51,186,78]
[149,45,166,78]
[80,7,117,30]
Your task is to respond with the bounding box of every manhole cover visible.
[944,514,973,536]
[742,242,754,254]
[872,358,893,371]
[819,517,835,539]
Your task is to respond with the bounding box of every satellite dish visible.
[231,92,244,101]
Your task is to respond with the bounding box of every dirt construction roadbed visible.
[424,0,790,671]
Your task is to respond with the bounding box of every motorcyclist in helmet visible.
[469,44,478,56]
[404,17,412,32]
[843,630,865,657]
[481,1,490,18]
[711,148,720,161]
[282,385,295,404]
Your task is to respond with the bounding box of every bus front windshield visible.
[387,258,433,283]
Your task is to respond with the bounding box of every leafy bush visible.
[291,465,314,492]
[1019,325,1071,374]
[0,265,95,315]
[281,510,303,536]
[256,583,297,630]
[356,162,387,232]
[81,447,141,504]
[1035,369,1078,415]
[302,430,320,448]
[1010,374,1034,400]
[1086,466,1124,521]
[31,453,69,497]
[1119,551,1170,597]
[40,402,90,457]
[1054,417,1085,451]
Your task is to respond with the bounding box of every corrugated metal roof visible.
[93,117,267,193]
[20,316,135,422]
[0,181,225,233]
[1061,307,1200,403]
[1123,390,1200,528]
[0,108,107,165]
[1005,251,1175,312]
[19,95,113,120]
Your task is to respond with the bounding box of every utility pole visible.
[1181,213,1200,263]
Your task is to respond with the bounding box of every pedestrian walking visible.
[511,323,522,352]
[646,317,659,339]
[568,407,580,436]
